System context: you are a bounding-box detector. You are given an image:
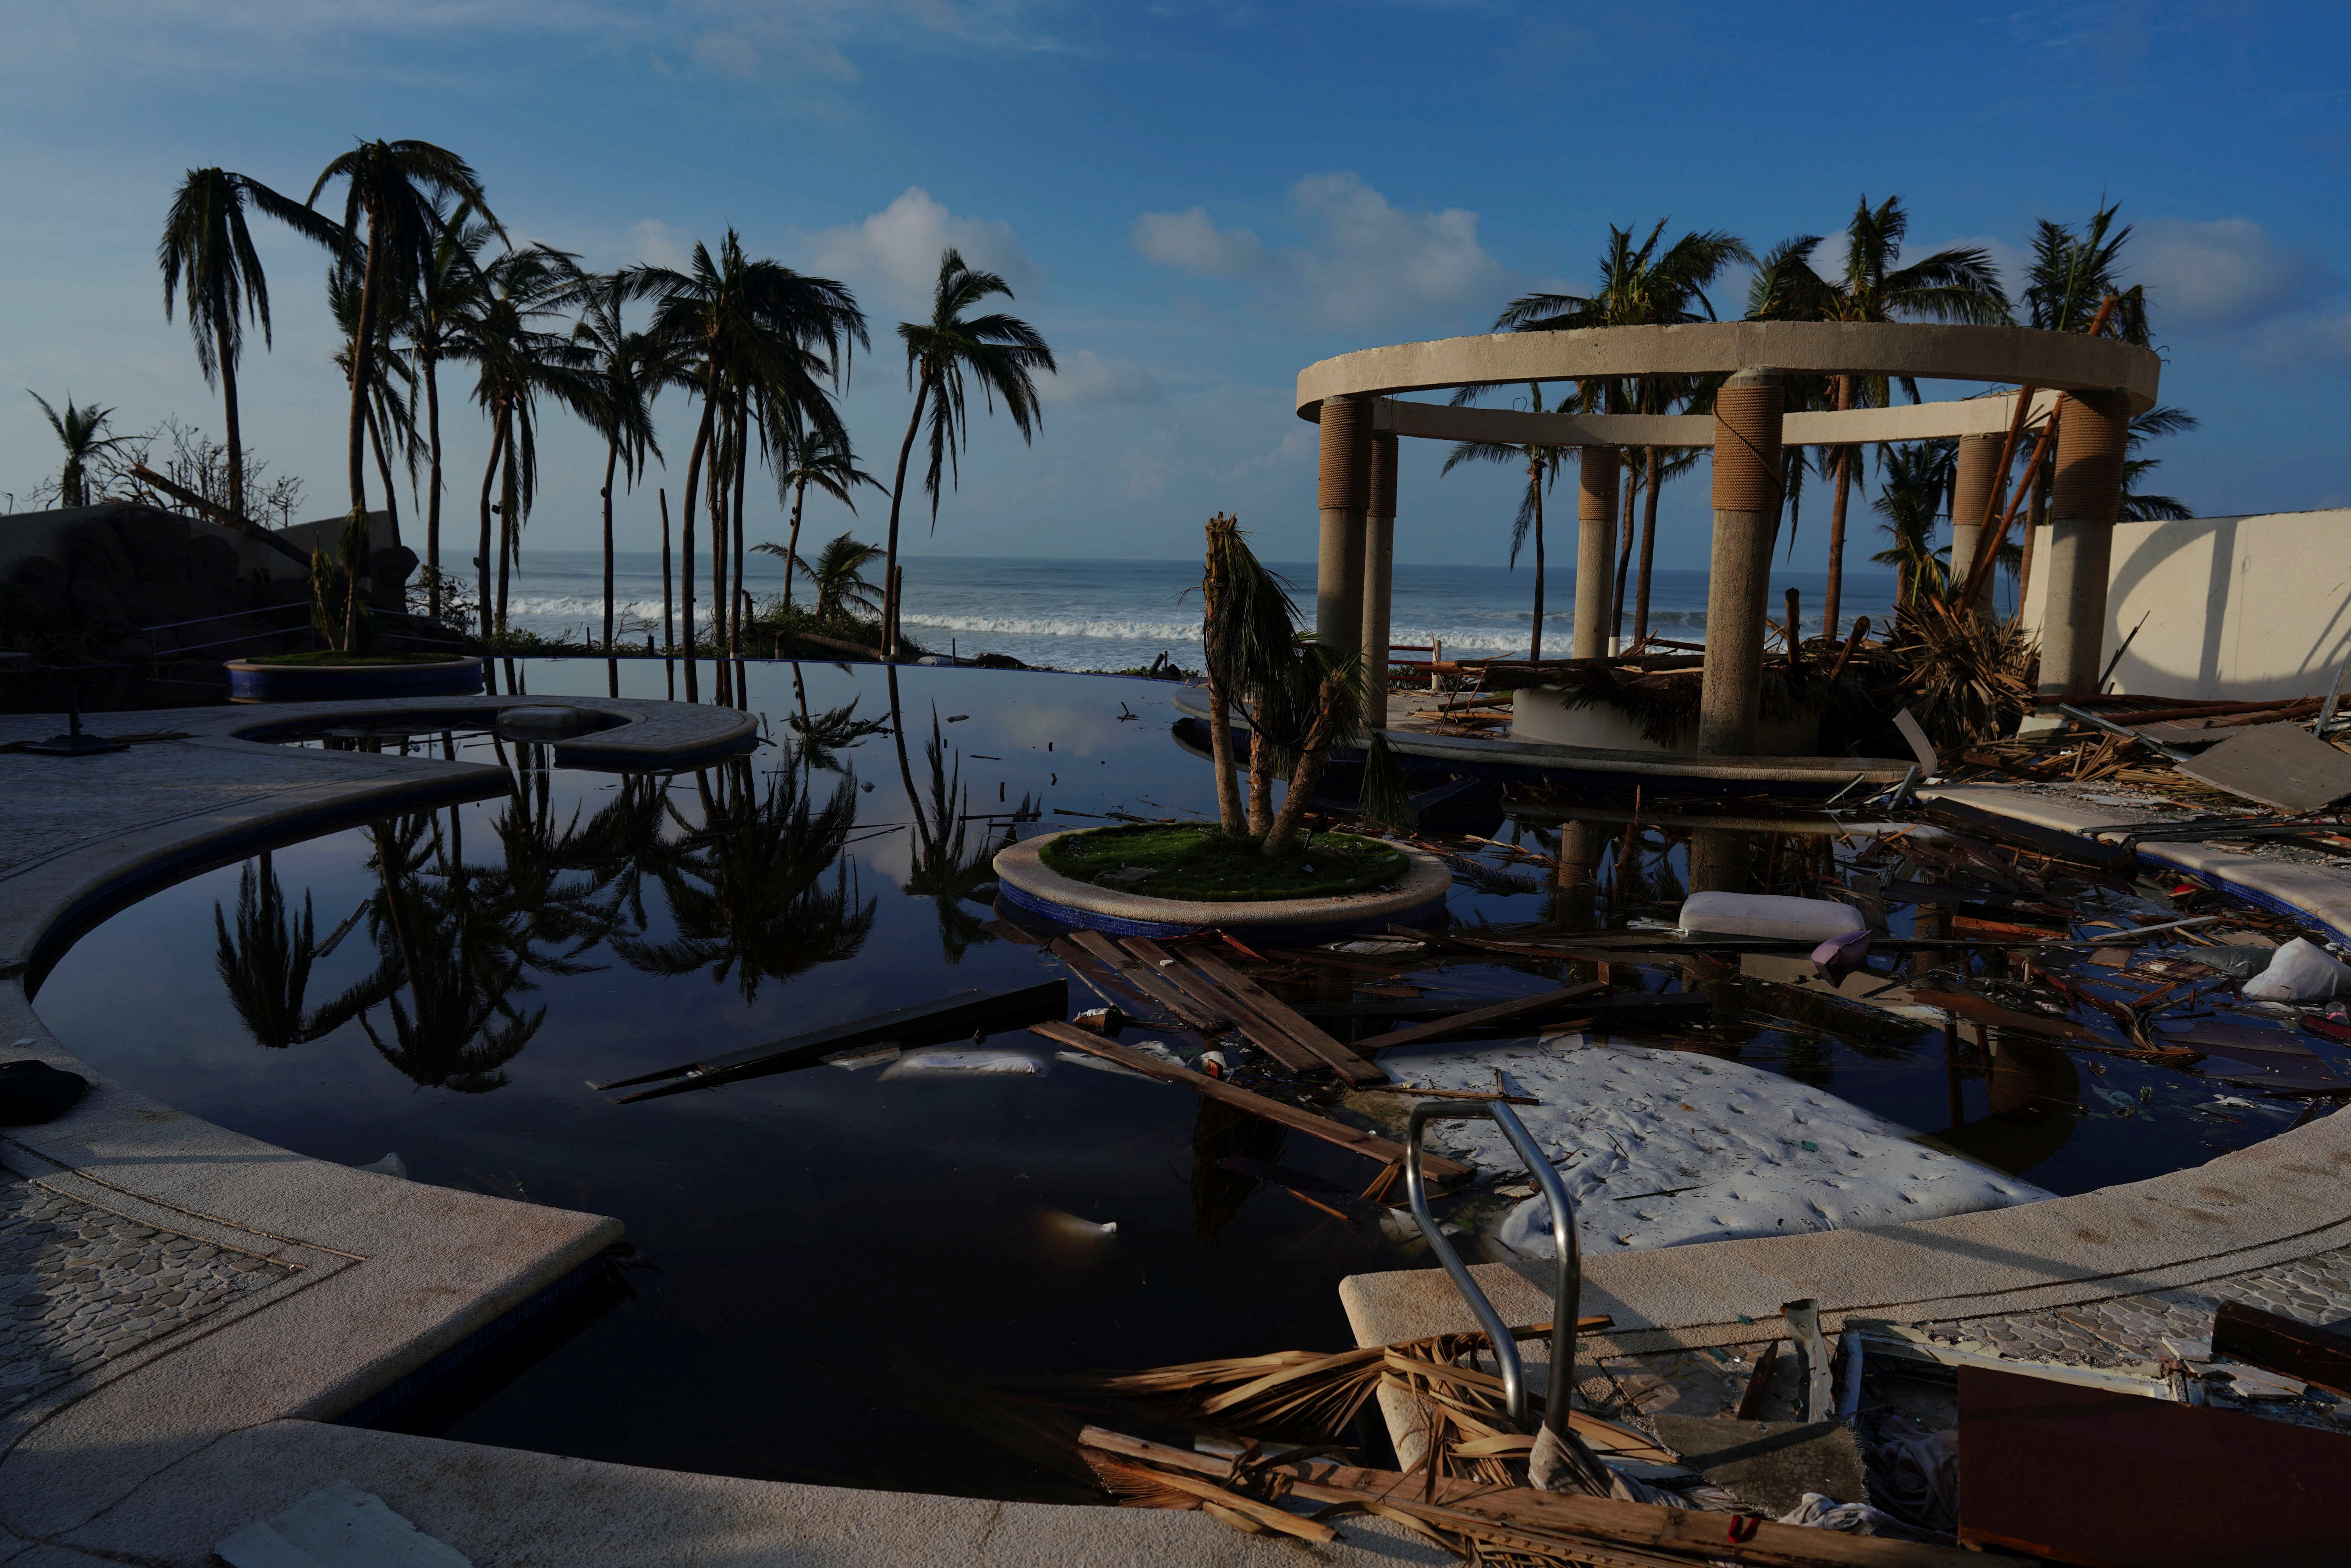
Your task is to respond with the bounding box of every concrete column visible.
[1946,431,2003,616]
[1551,819,1604,931]
[1360,433,1397,729]
[2036,390,2133,705]
[1573,447,1619,660]
[1698,369,1784,756]
[1314,397,1370,669]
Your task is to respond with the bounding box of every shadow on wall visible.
[2021,508,2351,701]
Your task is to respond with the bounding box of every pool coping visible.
[1338,780,2351,1445]
[0,688,1439,1567]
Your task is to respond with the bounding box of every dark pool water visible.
[29,657,2332,1494]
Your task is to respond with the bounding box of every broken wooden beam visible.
[1168,943,1387,1083]
[1347,982,1607,1056]
[1029,1019,1467,1180]
[1058,932,1229,1033]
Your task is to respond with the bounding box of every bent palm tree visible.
[1747,197,2009,638]
[881,248,1054,658]
[769,423,881,613]
[159,168,341,520]
[306,140,502,518]
[28,393,127,508]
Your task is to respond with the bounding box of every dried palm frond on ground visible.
[1865,598,2036,752]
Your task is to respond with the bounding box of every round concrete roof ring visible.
[1295,322,2162,449]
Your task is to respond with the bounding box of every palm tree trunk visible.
[681,400,712,657]
[346,207,383,515]
[1245,694,1277,835]
[366,403,401,553]
[1610,454,1638,644]
[659,487,675,650]
[476,415,505,644]
[218,319,245,521]
[601,438,619,650]
[730,400,748,659]
[1528,463,1546,662]
[882,376,931,662]
[1823,377,1854,639]
[710,403,731,663]
[1262,672,1346,857]
[783,476,808,614]
[1633,448,1662,643]
[423,353,444,620]
[497,410,519,636]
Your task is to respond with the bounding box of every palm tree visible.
[450,245,600,639]
[211,860,321,1050]
[887,674,1010,962]
[27,393,127,508]
[158,168,341,521]
[768,424,881,613]
[2121,406,2198,521]
[305,141,502,518]
[1868,440,1955,605]
[1481,222,1750,635]
[1440,383,1567,660]
[1746,197,2009,639]
[572,271,672,649]
[396,200,495,620]
[759,530,886,622]
[881,248,1055,659]
[633,233,865,665]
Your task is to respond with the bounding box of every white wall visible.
[2018,507,2351,702]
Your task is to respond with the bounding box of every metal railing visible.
[1403,1097,1581,1440]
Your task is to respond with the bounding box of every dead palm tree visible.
[27,393,127,508]
[881,248,1055,659]
[305,140,502,519]
[768,422,881,613]
[1441,384,1567,660]
[158,168,341,520]
[1746,197,2009,638]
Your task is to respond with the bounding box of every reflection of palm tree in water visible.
[212,854,323,1049]
[887,667,1016,964]
[613,754,873,1000]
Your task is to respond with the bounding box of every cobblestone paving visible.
[0,1170,294,1413]
[1920,1242,2351,1367]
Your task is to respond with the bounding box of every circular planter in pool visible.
[993,827,1450,943]
[224,656,484,703]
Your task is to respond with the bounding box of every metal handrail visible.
[1403,1097,1582,1440]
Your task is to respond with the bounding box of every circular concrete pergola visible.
[1291,322,2163,753]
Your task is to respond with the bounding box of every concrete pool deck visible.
[1341,779,2351,1454]
[0,698,1449,1567]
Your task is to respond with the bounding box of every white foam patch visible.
[1387,1037,2051,1255]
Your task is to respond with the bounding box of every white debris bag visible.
[1680,891,1866,943]
[2241,938,2351,1002]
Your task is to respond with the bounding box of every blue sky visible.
[3,1,2348,577]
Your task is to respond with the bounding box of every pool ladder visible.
[1403,1098,1582,1442]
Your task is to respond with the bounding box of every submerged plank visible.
[1108,936,1324,1073]
[1349,982,1607,1056]
[1065,930,1230,1032]
[1029,1020,1467,1180]
[1155,941,1385,1083]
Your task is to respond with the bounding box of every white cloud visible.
[1131,208,1269,277]
[804,187,1037,312]
[2137,217,2319,332]
[1131,174,1502,331]
[2250,310,2351,372]
[1038,349,1162,406]
[628,219,692,270]
[1284,173,1503,329]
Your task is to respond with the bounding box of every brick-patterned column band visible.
[1950,431,2003,532]
[1367,432,1398,518]
[2050,389,2132,524]
[1579,445,1620,521]
[1709,370,1784,513]
[1316,397,1373,512]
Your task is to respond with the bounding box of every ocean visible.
[491,550,1906,672]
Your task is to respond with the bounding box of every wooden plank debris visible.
[2210,1300,2351,1399]
[1029,1019,1467,1180]
[1176,945,1387,1083]
[1348,982,1607,1056]
[1060,931,1229,1033]
[1103,936,1324,1074]
[596,982,1067,1100]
